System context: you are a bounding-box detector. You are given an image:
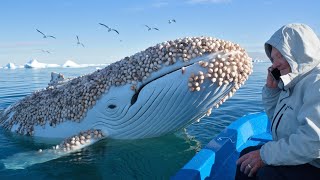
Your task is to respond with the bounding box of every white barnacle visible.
[206,108,212,116]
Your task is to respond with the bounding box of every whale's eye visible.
[108,104,117,109]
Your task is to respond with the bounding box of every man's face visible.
[271,47,291,75]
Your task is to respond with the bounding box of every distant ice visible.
[252,59,268,63]
[62,60,82,68]
[1,59,107,69]
[62,60,107,68]
[46,64,60,68]
[24,59,48,68]
[4,63,17,69]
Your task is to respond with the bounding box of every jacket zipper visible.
[275,114,284,137]
[271,104,286,131]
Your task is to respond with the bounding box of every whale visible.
[0,36,252,169]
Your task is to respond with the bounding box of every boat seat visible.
[249,132,272,143]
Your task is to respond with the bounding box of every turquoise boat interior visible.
[172,112,271,180]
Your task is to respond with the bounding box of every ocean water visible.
[0,62,270,179]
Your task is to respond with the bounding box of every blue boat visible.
[172,112,272,180]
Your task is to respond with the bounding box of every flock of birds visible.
[35,19,176,54]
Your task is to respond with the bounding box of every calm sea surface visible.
[0,62,270,179]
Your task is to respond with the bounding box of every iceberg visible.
[4,63,17,69]
[62,60,107,68]
[24,59,60,68]
[62,60,82,68]
[24,59,47,69]
[46,64,60,68]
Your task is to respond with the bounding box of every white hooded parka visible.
[261,23,320,168]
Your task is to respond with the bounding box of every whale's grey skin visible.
[0,37,252,140]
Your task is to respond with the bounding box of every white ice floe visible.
[62,60,82,68]
[24,59,47,68]
[46,63,60,68]
[62,60,108,68]
[4,63,17,69]
[0,59,107,69]
[252,59,268,63]
[24,59,61,68]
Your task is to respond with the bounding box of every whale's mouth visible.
[130,63,194,106]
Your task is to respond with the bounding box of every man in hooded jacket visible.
[235,23,320,179]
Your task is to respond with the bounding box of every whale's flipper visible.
[1,129,105,170]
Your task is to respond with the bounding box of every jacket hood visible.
[265,23,320,89]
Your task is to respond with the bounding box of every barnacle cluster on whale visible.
[0,36,253,136]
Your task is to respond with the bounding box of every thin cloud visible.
[151,2,169,8]
[187,0,231,4]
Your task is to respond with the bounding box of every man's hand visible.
[236,150,265,177]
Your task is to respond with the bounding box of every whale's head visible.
[0,36,252,140]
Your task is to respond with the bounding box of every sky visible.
[0,0,319,65]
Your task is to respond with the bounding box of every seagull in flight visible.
[144,25,159,31]
[168,19,176,24]
[36,29,56,39]
[98,23,119,34]
[37,49,51,54]
[76,35,85,47]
